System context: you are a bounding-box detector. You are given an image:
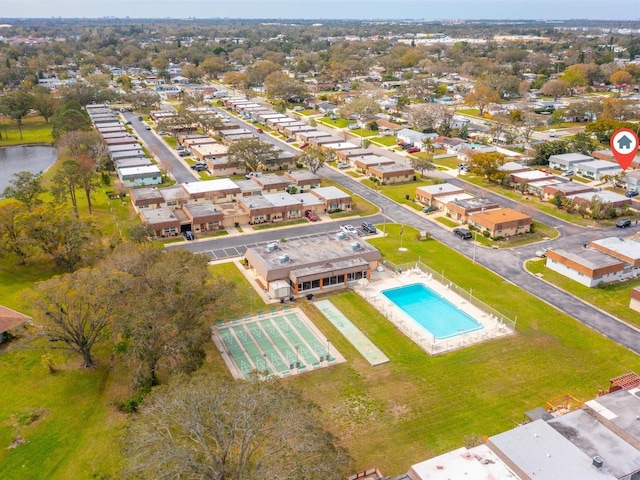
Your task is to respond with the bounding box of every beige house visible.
[367,163,415,184]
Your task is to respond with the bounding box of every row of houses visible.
[130,173,352,237]
[415,182,533,238]
[86,105,162,187]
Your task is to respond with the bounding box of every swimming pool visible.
[382,283,483,340]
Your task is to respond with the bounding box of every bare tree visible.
[124,372,352,480]
[294,145,335,174]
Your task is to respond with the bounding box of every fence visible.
[380,258,516,332]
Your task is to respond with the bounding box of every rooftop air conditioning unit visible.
[335,232,347,240]
[351,242,362,251]
[266,243,279,252]
[592,456,604,469]
[278,254,290,264]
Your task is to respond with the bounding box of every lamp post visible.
[295,345,299,369]
[326,338,331,362]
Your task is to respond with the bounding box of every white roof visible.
[409,444,519,480]
[262,192,301,208]
[513,170,553,180]
[322,142,359,150]
[118,165,161,175]
[568,191,628,203]
[591,236,640,262]
[577,160,622,172]
[311,186,349,200]
[440,192,474,204]
[181,178,239,194]
[417,183,465,196]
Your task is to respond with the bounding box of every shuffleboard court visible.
[314,300,390,366]
[212,307,345,380]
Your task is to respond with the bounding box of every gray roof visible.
[591,236,640,263]
[550,248,623,271]
[417,183,464,196]
[588,389,640,444]
[548,153,593,165]
[489,420,617,480]
[548,409,640,479]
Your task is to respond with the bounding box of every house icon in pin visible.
[617,135,633,150]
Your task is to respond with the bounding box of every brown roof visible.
[0,305,30,333]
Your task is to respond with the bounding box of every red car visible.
[305,210,318,222]
[406,146,421,154]
[256,128,263,133]
[300,142,309,149]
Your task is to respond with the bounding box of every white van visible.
[549,129,556,138]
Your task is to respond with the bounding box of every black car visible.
[616,219,632,228]
[453,228,472,239]
[184,231,195,241]
[361,222,377,234]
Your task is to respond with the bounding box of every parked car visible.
[178,151,190,157]
[292,106,304,111]
[184,230,195,241]
[625,190,639,198]
[256,128,263,134]
[285,138,295,143]
[535,248,549,258]
[300,143,309,149]
[144,125,152,130]
[305,210,318,222]
[453,228,472,239]
[191,163,207,171]
[138,116,143,121]
[340,224,358,235]
[406,147,421,154]
[337,162,350,169]
[562,170,574,177]
[361,222,377,234]
[422,205,438,213]
[617,219,632,228]
[176,145,185,151]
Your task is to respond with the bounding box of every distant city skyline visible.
[4,0,639,21]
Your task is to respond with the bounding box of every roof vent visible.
[266,243,279,252]
[336,231,347,240]
[351,242,362,251]
[278,254,290,264]
[592,456,604,469]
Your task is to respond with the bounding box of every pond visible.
[0,145,57,192]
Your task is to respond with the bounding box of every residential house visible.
[250,174,291,194]
[310,186,352,212]
[139,207,182,237]
[284,170,321,192]
[367,163,414,184]
[542,182,595,201]
[191,143,229,162]
[183,203,224,233]
[446,197,500,223]
[354,155,395,170]
[118,165,162,187]
[181,178,241,204]
[415,183,465,207]
[396,128,435,146]
[576,160,622,181]
[468,208,533,239]
[567,191,631,209]
[547,153,593,171]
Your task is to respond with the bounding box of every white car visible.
[535,248,549,258]
[340,224,358,235]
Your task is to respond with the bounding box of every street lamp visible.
[326,338,331,362]
[295,346,300,369]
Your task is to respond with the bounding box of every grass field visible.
[0,115,53,146]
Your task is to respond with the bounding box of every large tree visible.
[464,83,500,116]
[0,90,33,139]
[467,152,507,183]
[294,145,335,174]
[0,200,30,264]
[112,246,232,389]
[22,204,98,272]
[264,71,308,102]
[123,372,352,480]
[30,267,123,368]
[1,171,46,209]
[51,100,92,140]
[539,79,568,100]
[228,138,279,173]
[31,86,60,123]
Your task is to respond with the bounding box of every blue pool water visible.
[382,283,483,340]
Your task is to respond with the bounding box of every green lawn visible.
[0,115,53,146]
[317,117,350,129]
[436,216,458,228]
[0,340,127,480]
[360,179,435,211]
[370,136,398,147]
[526,259,640,328]
[283,224,640,474]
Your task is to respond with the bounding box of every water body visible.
[0,145,57,192]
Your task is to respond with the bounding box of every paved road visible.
[123,111,198,184]
[156,100,640,355]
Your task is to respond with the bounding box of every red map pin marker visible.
[610,128,639,170]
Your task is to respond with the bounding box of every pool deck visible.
[355,267,515,355]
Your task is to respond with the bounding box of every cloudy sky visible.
[5,0,639,20]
